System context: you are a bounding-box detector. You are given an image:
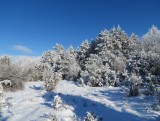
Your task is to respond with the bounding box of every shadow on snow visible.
[29,85,44,90]
[42,91,151,121]
[0,112,8,121]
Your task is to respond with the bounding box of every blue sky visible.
[0,0,160,56]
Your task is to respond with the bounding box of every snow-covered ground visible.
[0,80,160,121]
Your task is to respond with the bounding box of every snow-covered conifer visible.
[60,46,80,80]
[77,39,91,70]
[84,54,108,86]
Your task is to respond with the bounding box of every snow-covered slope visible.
[0,81,159,121]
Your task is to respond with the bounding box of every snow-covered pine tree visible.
[42,44,65,72]
[41,44,65,90]
[60,46,80,80]
[77,39,91,70]
[83,54,102,86]
[82,54,112,86]
[129,33,141,53]
[95,28,116,68]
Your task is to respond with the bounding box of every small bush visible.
[144,82,156,95]
[53,95,62,109]
[128,84,139,97]
[84,112,96,121]
[43,68,62,91]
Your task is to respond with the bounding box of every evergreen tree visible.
[77,39,91,70]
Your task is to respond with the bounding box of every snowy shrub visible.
[128,73,141,96]
[144,81,156,95]
[150,87,160,112]
[80,71,90,85]
[53,95,62,109]
[120,72,141,96]
[43,68,62,91]
[128,83,139,96]
[119,69,129,86]
[77,77,85,87]
[107,70,117,86]
[84,112,96,121]
[84,112,102,121]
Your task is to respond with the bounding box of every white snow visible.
[0,80,159,121]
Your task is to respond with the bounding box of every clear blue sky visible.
[0,0,160,56]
